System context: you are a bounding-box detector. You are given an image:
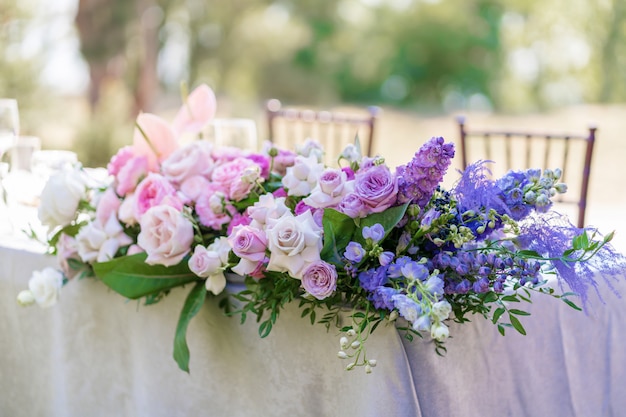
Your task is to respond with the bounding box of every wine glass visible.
[0,99,19,162]
[0,99,19,234]
[205,118,258,151]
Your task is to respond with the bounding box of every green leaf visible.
[572,232,589,250]
[497,324,506,336]
[320,208,357,266]
[562,298,583,311]
[93,253,199,299]
[492,307,505,324]
[173,281,207,373]
[516,249,541,258]
[509,314,527,335]
[508,309,531,316]
[501,295,520,303]
[353,202,410,247]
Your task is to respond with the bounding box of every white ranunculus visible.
[281,154,324,197]
[28,268,63,308]
[38,169,86,230]
[265,211,322,279]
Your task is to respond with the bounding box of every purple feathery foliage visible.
[396,136,455,206]
[453,161,510,216]
[517,213,626,310]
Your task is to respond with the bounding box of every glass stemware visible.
[205,118,258,151]
[0,99,19,234]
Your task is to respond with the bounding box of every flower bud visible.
[388,311,399,321]
[337,351,348,359]
[340,337,349,349]
[17,290,36,307]
[350,340,361,349]
[365,364,373,374]
[346,329,356,337]
[346,362,356,371]
[368,359,377,367]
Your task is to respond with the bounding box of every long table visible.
[2,234,626,417]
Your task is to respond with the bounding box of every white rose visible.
[207,236,231,264]
[265,211,322,279]
[28,268,64,308]
[137,205,194,266]
[38,169,86,229]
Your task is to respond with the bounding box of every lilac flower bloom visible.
[379,251,395,266]
[455,279,471,293]
[420,207,441,228]
[353,165,398,213]
[401,261,430,281]
[396,136,455,206]
[362,224,385,243]
[413,314,432,332]
[344,242,365,263]
[472,277,490,293]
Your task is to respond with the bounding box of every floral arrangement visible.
[17,84,625,374]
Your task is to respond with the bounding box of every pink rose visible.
[229,225,267,262]
[172,84,217,135]
[137,205,194,266]
[301,261,338,300]
[229,225,268,276]
[180,175,211,202]
[304,168,353,209]
[132,113,178,171]
[188,245,224,278]
[161,141,214,185]
[95,187,121,225]
[134,173,179,216]
[353,165,398,213]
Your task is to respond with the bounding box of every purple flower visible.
[358,266,389,291]
[353,165,398,213]
[369,286,399,310]
[301,261,338,300]
[391,294,422,322]
[397,137,455,206]
[388,256,413,278]
[338,193,368,218]
[344,242,365,263]
[362,223,385,243]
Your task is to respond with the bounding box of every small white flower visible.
[28,268,63,308]
[430,323,450,341]
[17,290,36,307]
[337,351,348,359]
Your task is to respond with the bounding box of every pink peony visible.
[211,157,258,201]
[134,173,179,216]
[161,141,214,185]
[180,175,211,202]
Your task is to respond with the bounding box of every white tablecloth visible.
[2,235,626,417]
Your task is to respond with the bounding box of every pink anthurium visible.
[132,113,178,171]
[172,84,217,135]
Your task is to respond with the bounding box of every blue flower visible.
[344,241,365,263]
[362,224,385,243]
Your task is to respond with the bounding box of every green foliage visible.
[173,281,207,373]
[93,253,200,300]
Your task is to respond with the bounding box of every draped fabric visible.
[2,236,625,417]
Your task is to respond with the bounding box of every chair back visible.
[456,116,597,228]
[266,99,381,159]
